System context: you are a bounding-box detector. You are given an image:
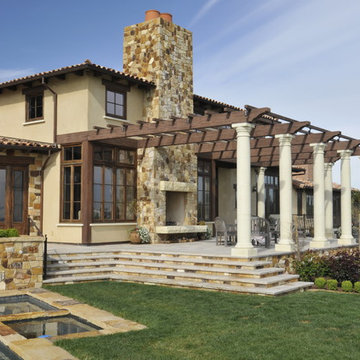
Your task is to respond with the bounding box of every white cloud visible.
[0,69,34,83]
[188,0,221,27]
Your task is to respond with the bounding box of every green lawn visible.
[46,282,360,360]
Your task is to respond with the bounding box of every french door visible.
[0,166,28,234]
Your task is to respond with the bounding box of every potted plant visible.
[129,226,151,244]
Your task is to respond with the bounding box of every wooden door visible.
[0,166,28,234]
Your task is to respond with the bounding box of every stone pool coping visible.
[0,288,146,360]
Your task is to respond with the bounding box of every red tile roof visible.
[193,94,244,111]
[0,136,59,153]
[0,61,155,89]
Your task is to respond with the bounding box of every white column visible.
[257,167,266,218]
[275,134,295,252]
[337,150,355,245]
[324,162,334,240]
[232,123,258,257]
[309,143,330,248]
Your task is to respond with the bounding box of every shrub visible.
[341,281,353,292]
[293,251,329,282]
[326,279,338,291]
[354,282,360,293]
[0,228,19,237]
[326,249,360,284]
[314,277,327,289]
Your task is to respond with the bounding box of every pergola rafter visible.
[56,105,360,167]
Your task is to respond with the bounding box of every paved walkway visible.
[48,237,342,258]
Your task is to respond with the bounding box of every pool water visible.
[0,295,56,315]
[5,315,101,339]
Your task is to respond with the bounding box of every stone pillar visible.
[231,123,258,257]
[309,143,330,248]
[275,134,294,252]
[257,167,266,218]
[324,162,334,240]
[337,150,355,245]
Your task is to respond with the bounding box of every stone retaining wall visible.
[0,236,44,290]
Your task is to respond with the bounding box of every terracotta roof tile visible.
[0,61,155,89]
[193,94,244,111]
[0,136,59,153]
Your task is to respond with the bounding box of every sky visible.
[1,0,360,187]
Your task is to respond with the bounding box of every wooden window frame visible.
[93,146,136,223]
[60,144,82,223]
[197,159,212,222]
[103,81,128,120]
[24,87,44,122]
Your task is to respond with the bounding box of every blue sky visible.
[1,0,359,187]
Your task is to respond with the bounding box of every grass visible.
[46,282,360,360]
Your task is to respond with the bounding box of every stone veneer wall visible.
[0,237,44,290]
[124,16,198,242]
[123,16,193,121]
[137,145,197,242]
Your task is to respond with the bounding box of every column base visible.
[275,241,295,252]
[338,236,356,246]
[231,246,259,258]
[309,239,332,249]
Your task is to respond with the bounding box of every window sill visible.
[22,119,45,126]
[103,116,129,123]
[90,222,137,227]
[57,223,84,227]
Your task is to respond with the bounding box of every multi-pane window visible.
[106,89,126,119]
[306,191,314,217]
[265,170,279,218]
[93,146,136,222]
[197,159,211,221]
[61,145,82,221]
[27,94,43,121]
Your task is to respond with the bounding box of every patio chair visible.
[268,214,280,243]
[214,217,234,246]
[251,216,271,248]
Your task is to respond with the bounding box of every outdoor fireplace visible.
[166,192,186,226]
[155,181,207,237]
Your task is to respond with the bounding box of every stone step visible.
[43,274,312,296]
[47,259,283,278]
[47,253,272,270]
[47,249,262,263]
[46,266,297,287]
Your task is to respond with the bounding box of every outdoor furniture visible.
[268,214,280,243]
[214,217,236,246]
[251,216,271,248]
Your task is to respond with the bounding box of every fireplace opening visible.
[166,192,186,226]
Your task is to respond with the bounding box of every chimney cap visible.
[145,9,160,21]
[160,13,173,22]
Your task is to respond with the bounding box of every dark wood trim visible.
[104,86,127,120]
[0,156,35,165]
[22,85,46,95]
[81,141,93,244]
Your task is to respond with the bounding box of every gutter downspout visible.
[41,77,58,144]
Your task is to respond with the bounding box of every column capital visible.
[324,162,334,169]
[275,133,294,145]
[337,149,353,159]
[232,122,255,136]
[310,142,326,153]
[258,166,267,174]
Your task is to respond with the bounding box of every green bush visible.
[326,279,338,291]
[341,281,353,292]
[293,251,329,281]
[314,277,327,289]
[354,282,360,293]
[0,228,19,237]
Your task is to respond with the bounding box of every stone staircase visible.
[43,249,312,296]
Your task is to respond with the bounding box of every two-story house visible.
[0,10,356,247]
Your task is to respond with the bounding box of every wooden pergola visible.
[57,106,360,167]
[57,106,359,253]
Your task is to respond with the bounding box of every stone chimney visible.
[123,10,193,120]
